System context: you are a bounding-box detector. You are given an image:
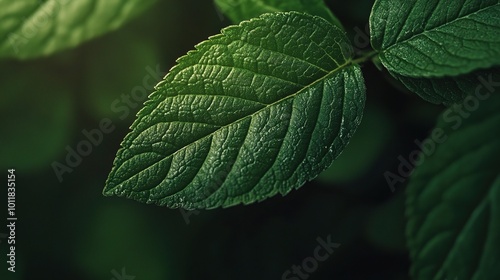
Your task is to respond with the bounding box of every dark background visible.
[0,0,443,279]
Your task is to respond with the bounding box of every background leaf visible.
[394,67,500,105]
[406,93,500,279]
[104,12,366,209]
[0,0,157,59]
[370,0,500,77]
[214,0,342,27]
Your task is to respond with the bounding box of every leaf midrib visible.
[107,60,354,193]
[433,171,494,280]
[379,3,499,54]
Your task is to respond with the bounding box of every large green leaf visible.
[0,0,157,59]
[406,94,500,279]
[395,67,500,105]
[214,0,341,27]
[370,0,500,77]
[103,12,366,209]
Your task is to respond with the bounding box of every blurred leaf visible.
[406,93,500,279]
[0,0,157,59]
[215,0,342,27]
[318,104,393,183]
[104,12,366,209]
[370,0,500,77]
[0,65,73,171]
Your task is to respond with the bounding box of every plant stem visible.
[351,50,378,65]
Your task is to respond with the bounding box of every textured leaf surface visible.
[395,67,500,105]
[370,0,500,77]
[407,93,500,279]
[0,0,156,59]
[104,12,366,209]
[215,0,341,27]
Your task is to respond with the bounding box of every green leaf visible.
[394,67,500,105]
[104,12,366,209]
[0,0,157,59]
[406,93,500,279]
[215,0,342,27]
[370,0,500,77]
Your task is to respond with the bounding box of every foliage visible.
[0,0,156,59]
[1,0,498,279]
[103,12,366,209]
